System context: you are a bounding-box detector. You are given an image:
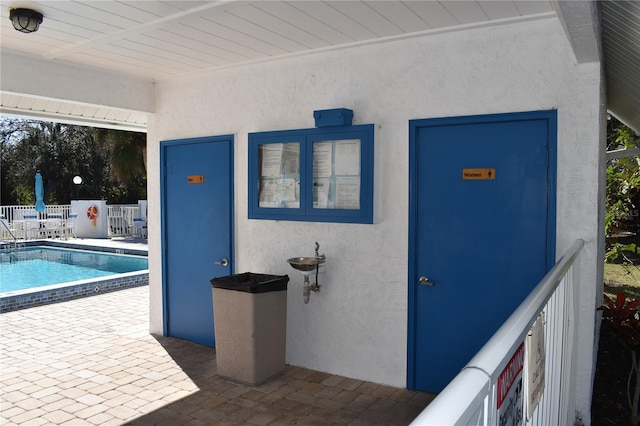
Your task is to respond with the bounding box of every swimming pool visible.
[0,243,148,313]
[1,247,148,292]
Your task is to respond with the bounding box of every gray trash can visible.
[210,272,289,385]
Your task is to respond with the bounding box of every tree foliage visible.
[1,118,146,205]
[606,116,640,264]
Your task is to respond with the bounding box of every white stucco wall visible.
[147,17,602,416]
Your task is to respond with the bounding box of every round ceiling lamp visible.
[9,8,43,33]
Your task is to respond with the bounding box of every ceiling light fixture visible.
[9,8,43,33]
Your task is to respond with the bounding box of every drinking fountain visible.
[287,242,326,304]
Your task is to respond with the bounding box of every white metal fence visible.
[411,239,584,426]
[106,205,140,237]
[1,205,72,222]
[1,204,144,239]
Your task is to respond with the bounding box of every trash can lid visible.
[210,272,289,293]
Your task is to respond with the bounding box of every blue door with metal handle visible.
[408,111,556,392]
[161,136,234,347]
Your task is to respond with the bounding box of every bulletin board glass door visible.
[249,124,374,223]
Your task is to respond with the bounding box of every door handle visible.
[419,276,435,286]
[214,258,229,267]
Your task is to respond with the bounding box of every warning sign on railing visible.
[526,313,546,419]
[497,342,524,424]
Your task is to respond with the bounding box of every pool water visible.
[0,247,148,293]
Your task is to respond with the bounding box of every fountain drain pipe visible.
[303,279,311,304]
[302,263,321,304]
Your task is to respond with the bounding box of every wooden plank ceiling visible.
[601,1,640,133]
[0,1,554,80]
[1,1,637,133]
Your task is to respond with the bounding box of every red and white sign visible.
[497,342,524,425]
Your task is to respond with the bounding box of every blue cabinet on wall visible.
[248,124,374,223]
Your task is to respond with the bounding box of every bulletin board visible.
[249,124,374,223]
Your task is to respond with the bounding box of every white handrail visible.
[470,239,583,376]
[0,218,18,246]
[411,239,584,425]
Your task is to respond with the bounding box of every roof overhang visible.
[0,50,152,132]
[600,1,640,134]
[555,0,639,133]
[0,1,637,133]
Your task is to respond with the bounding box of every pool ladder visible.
[0,220,17,249]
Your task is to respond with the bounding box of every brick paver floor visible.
[0,286,434,425]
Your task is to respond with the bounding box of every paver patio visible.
[0,286,434,425]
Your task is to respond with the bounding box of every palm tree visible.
[102,129,147,185]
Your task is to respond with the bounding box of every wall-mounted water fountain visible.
[287,242,326,304]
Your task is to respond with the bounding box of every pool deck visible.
[45,237,149,253]
[0,239,435,425]
[1,237,149,254]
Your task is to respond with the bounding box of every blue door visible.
[408,111,556,392]
[161,136,234,347]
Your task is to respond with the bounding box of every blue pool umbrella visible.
[35,172,46,213]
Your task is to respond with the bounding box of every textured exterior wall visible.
[147,17,603,416]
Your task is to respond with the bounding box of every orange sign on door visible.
[187,175,204,184]
[462,168,496,180]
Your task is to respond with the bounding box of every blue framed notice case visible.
[248,124,374,223]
